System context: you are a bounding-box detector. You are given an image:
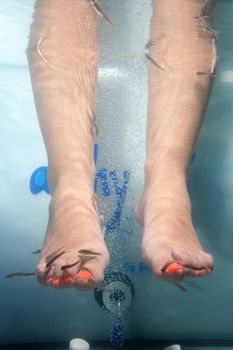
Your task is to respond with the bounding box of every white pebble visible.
[164,345,181,350]
[69,338,90,350]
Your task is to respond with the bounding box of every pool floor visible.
[1,342,233,350]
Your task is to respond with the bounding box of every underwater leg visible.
[26,0,109,289]
[136,0,215,280]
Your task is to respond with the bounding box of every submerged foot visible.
[36,177,109,290]
[135,176,213,281]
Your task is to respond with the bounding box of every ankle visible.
[144,161,187,191]
[142,186,192,231]
[49,173,98,221]
[48,173,95,204]
[142,169,191,220]
[144,149,192,184]
[48,168,96,195]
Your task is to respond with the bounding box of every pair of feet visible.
[36,174,213,290]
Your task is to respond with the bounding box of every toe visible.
[160,261,186,281]
[52,277,63,288]
[59,255,82,282]
[53,259,66,279]
[150,253,184,281]
[36,257,66,287]
[73,251,109,290]
[35,263,45,284]
[74,270,94,290]
[202,252,214,271]
[45,266,57,286]
[36,260,53,285]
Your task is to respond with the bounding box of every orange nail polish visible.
[53,278,61,286]
[166,262,185,273]
[64,276,73,284]
[76,270,93,281]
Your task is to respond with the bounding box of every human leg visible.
[26,0,109,289]
[136,0,216,280]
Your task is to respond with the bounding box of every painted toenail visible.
[167,263,184,273]
[53,278,61,286]
[162,262,185,273]
[64,276,73,284]
[76,270,93,281]
[47,276,53,284]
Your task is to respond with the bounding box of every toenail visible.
[76,270,93,281]
[53,278,61,286]
[47,276,53,284]
[167,263,184,273]
[64,276,73,284]
[44,265,55,279]
[162,262,185,273]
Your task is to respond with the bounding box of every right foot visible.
[36,177,109,290]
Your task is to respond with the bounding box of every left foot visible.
[135,175,213,281]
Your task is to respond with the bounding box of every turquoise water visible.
[1,0,233,348]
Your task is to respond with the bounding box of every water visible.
[1,0,233,348]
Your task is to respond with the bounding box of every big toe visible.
[73,250,110,290]
[142,244,182,281]
[150,253,185,281]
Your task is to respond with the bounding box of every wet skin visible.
[26,0,214,289]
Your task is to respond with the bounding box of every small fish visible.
[185,280,204,291]
[6,272,35,279]
[32,249,41,255]
[88,0,113,26]
[61,259,80,271]
[174,282,187,292]
[46,250,65,268]
[145,53,165,71]
[45,248,64,263]
[78,249,101,256]
[88,279,112,293]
